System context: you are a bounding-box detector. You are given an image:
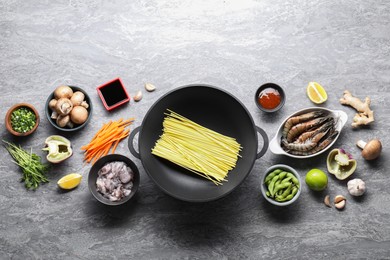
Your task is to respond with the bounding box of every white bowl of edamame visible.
[261,164,301,206]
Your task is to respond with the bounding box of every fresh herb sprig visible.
[3,140,49,190]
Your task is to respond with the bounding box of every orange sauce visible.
[258,88,281,110]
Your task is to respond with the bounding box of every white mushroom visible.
[55,98,73,116]
[56,115,71,128]
[70,91,85,106]
[49,99,57,111]
[356,139,382,160]
[80,101,89,109]
[70,106,89,124]
[51,111,58,119]
[347,178,366,196]
[54,85,73,99]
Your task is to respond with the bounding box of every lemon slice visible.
[57,173,82,190]
[306,82,328,104]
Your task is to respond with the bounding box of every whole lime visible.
[305,168,328,191]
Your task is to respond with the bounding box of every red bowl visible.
[96,78,130,111]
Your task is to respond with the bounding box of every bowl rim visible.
[269,107,348,159]
[260,164,301,206]
[88,154,140,206]
[5,103,40,136]
[254,83,285,113]
[45,85,93,132]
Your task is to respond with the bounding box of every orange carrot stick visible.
[82,118,134,163]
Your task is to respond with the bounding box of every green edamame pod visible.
[286,172,294,179]
[281,176,292,184]
[291,177,299,186]
[264,169,282,184]
[272,180,282,195]
[268,175,279,197]
[279,183,293,199]
[266,191,271,197]
[264,172,276,184]
[286,172,300,186]
[275,194,292,202]
[283,193,294,202]
[273,182,291,195]
[278,171,287,180]
[273,169,283,174]
[291,186,298,197]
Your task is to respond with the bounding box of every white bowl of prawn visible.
[269,107,348,159]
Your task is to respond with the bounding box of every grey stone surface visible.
[1,0,389,259]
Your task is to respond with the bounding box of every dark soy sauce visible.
[99,80,128,107]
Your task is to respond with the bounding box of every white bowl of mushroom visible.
[45,85,92,131]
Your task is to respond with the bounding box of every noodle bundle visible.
[151,110,242,185]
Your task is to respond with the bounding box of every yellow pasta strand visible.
[151,109,243,185]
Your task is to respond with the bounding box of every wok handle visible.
[128,126,141,159]
[256,126,269,159]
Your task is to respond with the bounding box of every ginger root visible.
[339,90,374,127]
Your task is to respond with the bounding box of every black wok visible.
[128,84,268,202]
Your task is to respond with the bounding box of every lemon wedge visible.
[57,173,82,190]
[306,82,328,104]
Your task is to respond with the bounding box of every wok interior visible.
[138,86,259,201]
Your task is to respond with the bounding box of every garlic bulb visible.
[347,178,366,196]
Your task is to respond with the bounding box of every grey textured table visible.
[1,1,389,259]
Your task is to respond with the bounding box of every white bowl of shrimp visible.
[269,107,348,159]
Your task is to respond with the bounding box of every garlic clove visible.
[324,195,331,208]
[334,195,346,210]
[334,195,346,204]
[133,90,143,102]
[335,199,346,210]
[145,83,156,92]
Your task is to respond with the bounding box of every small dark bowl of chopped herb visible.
[5,103,40,136]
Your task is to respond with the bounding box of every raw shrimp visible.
[282,125,333,152]
[294,120,334,144]
[286,116,331,143]
[289,130,339,156]
[282,111,326,139]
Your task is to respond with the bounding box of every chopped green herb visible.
[3,140,49,190]
[11,107,36,133]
